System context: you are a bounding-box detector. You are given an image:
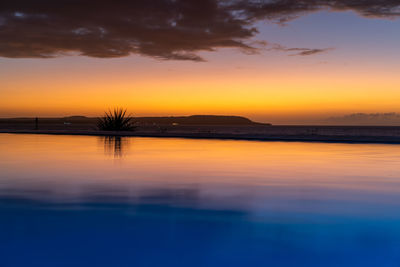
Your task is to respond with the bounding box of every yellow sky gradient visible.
[1,54,399,124]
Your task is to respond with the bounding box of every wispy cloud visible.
[0,0,398,60]
[270,44,334,56]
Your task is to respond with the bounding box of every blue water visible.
[1,134,400,266]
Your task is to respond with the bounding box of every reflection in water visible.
[101,136,130,158]
[1,134,400,266]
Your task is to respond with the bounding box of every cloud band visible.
[0,0,398,60]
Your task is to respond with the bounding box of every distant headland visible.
[0,115,268,128]
[2,114,400,144]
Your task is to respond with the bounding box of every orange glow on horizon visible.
[1,46,400,124]
[1,60,400,124]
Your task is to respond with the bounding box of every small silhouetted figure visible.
[35,117,38,130]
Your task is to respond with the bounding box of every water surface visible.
[1,134,400,266]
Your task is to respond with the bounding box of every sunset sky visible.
[1,1,400,124]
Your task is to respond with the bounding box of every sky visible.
[1,0,400,124]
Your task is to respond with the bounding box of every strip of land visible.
[1,116,400,143]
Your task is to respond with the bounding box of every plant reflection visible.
[101,136,130,158]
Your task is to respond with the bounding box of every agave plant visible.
[97,108,135,131]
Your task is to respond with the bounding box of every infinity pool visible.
[1,134,400,266]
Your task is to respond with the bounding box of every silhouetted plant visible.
[97,108,135,131]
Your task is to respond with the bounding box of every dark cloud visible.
[0,0,257,61]
[233,0,400,24]
[0,0,399,60]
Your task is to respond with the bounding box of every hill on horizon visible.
[0,115,268,126]
[133,115,265,125]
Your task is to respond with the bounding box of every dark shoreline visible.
[2,129,400,144]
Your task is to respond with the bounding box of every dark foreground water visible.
[1,134,400,266]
